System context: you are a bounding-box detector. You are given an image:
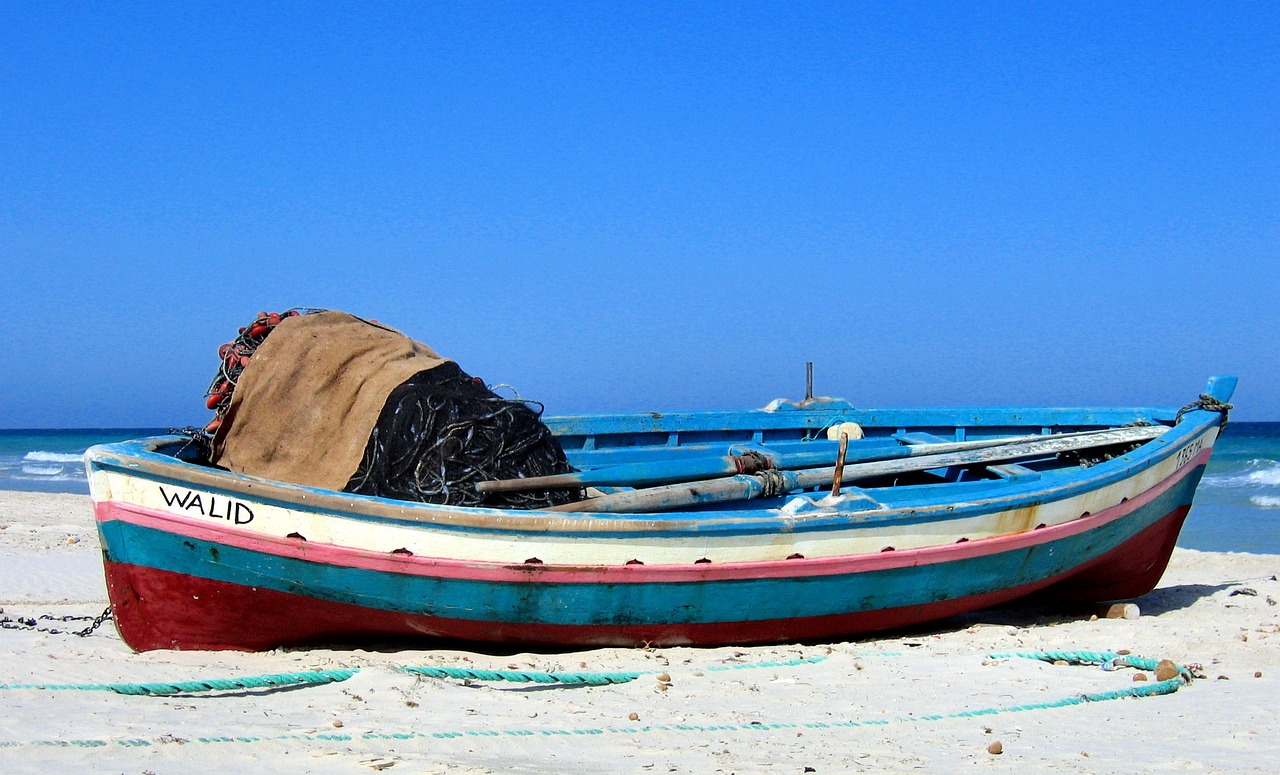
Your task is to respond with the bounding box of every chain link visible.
[0,605,113,637]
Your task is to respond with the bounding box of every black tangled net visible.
[345,362,582,509]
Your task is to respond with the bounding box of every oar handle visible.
[477,452,775,494]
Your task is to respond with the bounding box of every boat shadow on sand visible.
[933,582,1235,632]
[277,583,1239,659]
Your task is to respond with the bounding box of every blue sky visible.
[2,3,1276,427]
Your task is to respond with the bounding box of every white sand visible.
[1,489,1277,773]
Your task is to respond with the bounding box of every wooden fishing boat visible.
[86,377,1235,652]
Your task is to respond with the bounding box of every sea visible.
[2,424,1278,554]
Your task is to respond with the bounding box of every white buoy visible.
[826,422,864,441]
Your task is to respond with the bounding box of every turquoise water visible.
[0,429,165,493]
[1178,422,1280,554]
[2,423,1276,553]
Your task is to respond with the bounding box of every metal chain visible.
[75,605,115,636]
[0,605,112,637]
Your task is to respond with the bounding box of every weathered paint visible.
[97,479,1199,650]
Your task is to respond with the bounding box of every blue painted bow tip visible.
[1204,375,1238,403]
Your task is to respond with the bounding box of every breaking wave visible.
[23,451,85,464]
[1251,495,1280,509]
[1,450,88,487]
[1202,459,1280,488]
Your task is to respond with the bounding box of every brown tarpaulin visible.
[210,311,449,489]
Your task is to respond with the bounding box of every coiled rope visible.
[1176,394,1233,426]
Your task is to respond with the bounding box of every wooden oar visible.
[479,428,1154,494]
[547,425,1168,514]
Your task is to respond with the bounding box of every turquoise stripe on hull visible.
[98,466,1203,628]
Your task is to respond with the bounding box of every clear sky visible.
[2,3,1276,428]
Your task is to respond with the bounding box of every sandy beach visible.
[1,489,1277,774]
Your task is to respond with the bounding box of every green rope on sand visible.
[399,666,641,686]
[2,669,359,696]
[0,655,826,696]
[0,650,1200,750]
[0,650,1191,703]
[985,649,1195,701]
[989,649,1196,680]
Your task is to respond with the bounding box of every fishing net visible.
[198,309,580,509]
[345,362,581,509]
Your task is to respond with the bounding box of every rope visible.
[0,650,1187,704]
[1176,394,1233,425]
[755,469,789,498]
[986,650,1194,694]
[0,656,827,696]
[733,450,774,475]
[400,666,640,686]
[0,651,1196,750]
[3,670,358,696]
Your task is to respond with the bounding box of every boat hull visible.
[93,452,1208,651]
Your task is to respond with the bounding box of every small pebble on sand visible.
[1105,603,1140,620]
[987,741,1003,755]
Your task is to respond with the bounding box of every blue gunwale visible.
[545,401,1172,439]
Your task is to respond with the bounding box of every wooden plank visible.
[986,463,1041,480]
[895,431,1041,482]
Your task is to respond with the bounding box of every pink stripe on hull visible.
[96,448,1208,585]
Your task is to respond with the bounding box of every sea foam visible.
[1202,459,1280,488]
[23,451,85,464]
